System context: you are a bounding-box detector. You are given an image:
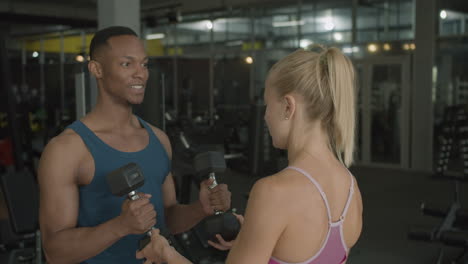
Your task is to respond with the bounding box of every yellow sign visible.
[20,34,164,56]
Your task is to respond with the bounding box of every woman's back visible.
[225,46,362,264]
[268,155,363,264]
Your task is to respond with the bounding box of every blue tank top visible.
[68,116,170,264]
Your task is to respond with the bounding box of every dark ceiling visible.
[0,0,467,36]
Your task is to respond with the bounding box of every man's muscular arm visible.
[151,127,231,234]
[161,174,208,234]
[38,131,155,264]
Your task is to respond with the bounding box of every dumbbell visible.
[106,162,173,250]
[194,151,241,241]
[439,230,468,248]
[408,226,435,242]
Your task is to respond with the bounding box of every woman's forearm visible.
[164,246,192,264]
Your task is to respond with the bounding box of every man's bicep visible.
[38,140,80,239]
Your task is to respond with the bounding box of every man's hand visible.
[199,178,231,215]
[117,193,157,236]
[207,213,244,251]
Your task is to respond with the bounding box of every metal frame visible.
[354,55,411,168]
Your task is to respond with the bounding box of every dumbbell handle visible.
[208,173,218,189]
[408,227,434,241]
[208,172,223,215]
[128,191,154,237]
[128,191,177,258]
[128,191,140,201]
[421,202,447,218]
[440,230,468,247]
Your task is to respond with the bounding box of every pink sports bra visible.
[268,166,354,264]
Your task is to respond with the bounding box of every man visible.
[38,26,231,264]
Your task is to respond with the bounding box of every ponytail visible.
[323,48,356,166]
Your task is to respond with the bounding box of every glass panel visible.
[439,10,468,37]
[355,63,364,162]
[370,64,402,163]
[357,0,414,42]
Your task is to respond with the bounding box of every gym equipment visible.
[408,105,468,264]
[107,163,145,198]
[248,99,266,176]
[0,168,42,264]
[194,151,241,242]
[74,67,98,120]
[106,163,178,251]
[1,32,22,171]
[0,30,43,264]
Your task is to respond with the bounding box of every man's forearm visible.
[165,200,208,234]
[43,217,125,264]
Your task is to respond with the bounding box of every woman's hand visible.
[207,213,244,251]
[136,229,172,264]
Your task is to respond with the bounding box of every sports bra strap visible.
[286,166,332,222]
[285,166,355,222]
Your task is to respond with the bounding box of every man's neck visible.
[86,96,136,131]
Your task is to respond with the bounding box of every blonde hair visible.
[269,46,356,166]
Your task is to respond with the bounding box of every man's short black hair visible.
[89,26,138,59]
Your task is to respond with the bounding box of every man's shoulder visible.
[44,128,86,157]
[51,128,82,145]
[140,120,172,157]
[144,122,169,143]
[38,128,87,182]
[142,121,164,135]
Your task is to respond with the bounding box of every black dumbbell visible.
[106,163,173,250]
[194,151,241,242]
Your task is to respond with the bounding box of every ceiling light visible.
[367,44,378,53]
[333,33,343,41]
[75,55,84,62]
[440,10,447,19]
[245,56,253,64]
[343,47,353,54]
[206,21,213,30]
[324,22,335,31]
[343,46,360,54]
[146,33,165,40]
[383,43,391,51]
[272,20,305,27]
[300,39,313,48]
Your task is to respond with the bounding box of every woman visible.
[137,45,363,264]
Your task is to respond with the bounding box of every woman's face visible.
[264,74,289,149]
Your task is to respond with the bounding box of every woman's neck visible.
[287,121,333,164]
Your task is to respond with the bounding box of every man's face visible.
[97,35,149,105]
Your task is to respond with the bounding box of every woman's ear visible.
[283,94,296,120]
[88,60,103,79]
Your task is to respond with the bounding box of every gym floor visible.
[346,166,466,263]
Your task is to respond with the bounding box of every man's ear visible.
[88,60,103,79]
